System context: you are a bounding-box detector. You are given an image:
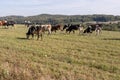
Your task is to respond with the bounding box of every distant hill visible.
[1,14,120,24]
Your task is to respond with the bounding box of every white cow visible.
[41,24,52,35]
[95,24,102,35]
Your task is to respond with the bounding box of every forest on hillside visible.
[0,14,120,31]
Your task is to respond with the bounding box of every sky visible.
[0,0,120,16]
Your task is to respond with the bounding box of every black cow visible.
[83,24,102,34]
[63,24,70,31]
[2,21,15,28]
[26,25,43,40]
[83,26,92,33]
[63,24,83,34]
[51,25,62,33]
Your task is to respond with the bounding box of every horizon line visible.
[0,13,120,17]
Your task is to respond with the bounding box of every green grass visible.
[0,25,120,80]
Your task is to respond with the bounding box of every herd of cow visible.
[26,23,102,40]
[0,20,15,28]
[0,20,102,40]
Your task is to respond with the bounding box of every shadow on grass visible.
[16,37,28,40]
[16,37,43,41]
[102,38,120,40]
[0,28,9,29]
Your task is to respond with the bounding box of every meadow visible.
[0,25,120,80]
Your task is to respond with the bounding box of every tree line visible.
[0,14,120,31]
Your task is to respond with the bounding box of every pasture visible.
[0,25,120,80]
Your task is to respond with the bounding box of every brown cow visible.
[51,24,63,33]
[0,20,15,28]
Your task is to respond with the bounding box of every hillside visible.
[1,14,120,24]
[0,25,120,80]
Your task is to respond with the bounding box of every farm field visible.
[0,25,120,80]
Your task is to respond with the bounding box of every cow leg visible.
[48,30,51,35]
[12,25,15,29]
[79,29,81,34]
[26,35,29,39]
[95,30,99,35]
[73,30,75,34]
[55,30,56,33]
[66,29,68,33]
[50,30,51,34]
[40,33,43,40]
[6,25,9,29]
[32,34,34,39]
[79,27,83,34]
[69,31,71,34]
[66,30,68,33]
[100,29,102,34]
[37,34,39,40]
[37,32,43,40]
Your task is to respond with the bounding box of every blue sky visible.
[0,0,120,16]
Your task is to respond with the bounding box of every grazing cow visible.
[0,20,7,28]
[83,26,92,33]
[83,24,102,35]
[63,24,69,31]
[26,25,43,40]
[78,24,84,34]
[0,20,15,28]
[63,24,84,34]
[6,21,15,27]
[95,24,102,35]
[89,24,102,35]
[51,24,63,33]
[41,24,52,35]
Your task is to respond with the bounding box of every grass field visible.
[0,25,120,80]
